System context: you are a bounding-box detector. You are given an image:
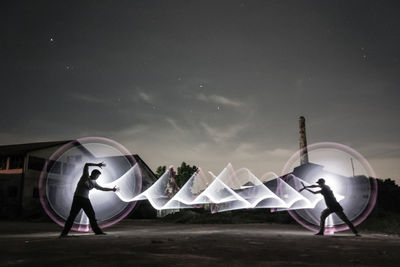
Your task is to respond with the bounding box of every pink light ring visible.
[38,137,142,232]
[288,209,319,232]
[282,142,378,233]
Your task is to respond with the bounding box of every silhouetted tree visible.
[154,162,197,187]
[155,166,166,179]
[375,178,400,212]
[176,162,197,187]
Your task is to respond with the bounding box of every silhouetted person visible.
[300,178,359,236]
[60,162,118,237]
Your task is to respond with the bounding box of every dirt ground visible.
[0,220,399,266]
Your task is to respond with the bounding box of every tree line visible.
[155,162,197,188]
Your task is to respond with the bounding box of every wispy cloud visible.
[201,122,247,143]
[114,124,149,138]
[166,117,184,132]
[196,93,242,107]
[234,142,295,158]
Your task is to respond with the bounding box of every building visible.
[0,141,156,219]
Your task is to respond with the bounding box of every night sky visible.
[1,0,400,183]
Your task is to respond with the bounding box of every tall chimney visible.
[299,116,309,165]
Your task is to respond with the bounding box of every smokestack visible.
[299,116,309,165]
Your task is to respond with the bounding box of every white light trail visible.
[111,163,344,213]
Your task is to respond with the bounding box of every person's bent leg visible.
[82,198,104,234]
[61,197,82,236]
[335,210,358,235]
[317,209,333,235]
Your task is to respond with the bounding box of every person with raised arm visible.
[300,178,359,236]
[60,162,118,237]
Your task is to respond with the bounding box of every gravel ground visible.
[0,220,399,266]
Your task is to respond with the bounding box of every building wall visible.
[22,146,80,217]
[0,155,25,218]
[0,173,23,218]
[0,145,67,218]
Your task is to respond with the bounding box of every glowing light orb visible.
[281,142,377,233]
[39,137,142,232]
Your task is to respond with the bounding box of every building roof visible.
[133,154,156,181]
[0,140,156,181]
[0,141,72,156]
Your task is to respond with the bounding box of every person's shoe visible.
[355,233,361,237]
[59,233,68,238]
[314,232,324,236]
[95,232,107,235]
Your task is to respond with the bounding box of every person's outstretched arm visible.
[82,162,105,177]
[93,182,118,192]
[300,183,320,192]
[305,188,321,194]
